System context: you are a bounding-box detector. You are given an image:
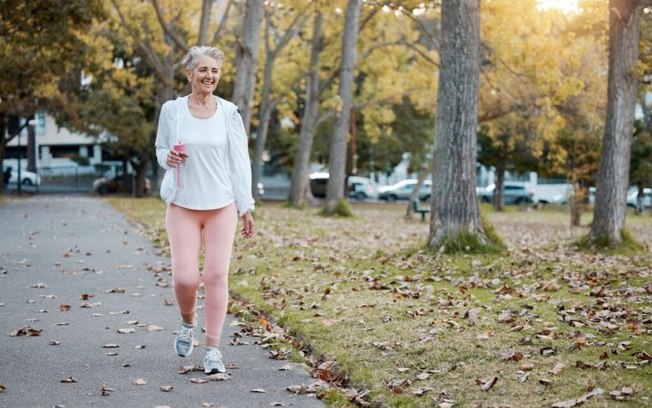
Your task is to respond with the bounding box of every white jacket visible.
[155,95,255,216]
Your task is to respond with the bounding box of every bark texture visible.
[589,0,650,244]
[324,0,362,214]
[428,0,486,248]
[288,11,324,208]
[231,0,264,134]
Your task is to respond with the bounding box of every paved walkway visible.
[0,195,324,408]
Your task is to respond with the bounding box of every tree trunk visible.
[589,0,650,245]
[251,9,305,201]
[324,0,362,214]
[231,0,264,134]
[27,122,36,173]
[288,10,324,208]
[493,167,506,212]
[251,59,275,201]
[198,0,212,45]
[428,0,487,248]
[405,160,433,219]
[570,183,586,228]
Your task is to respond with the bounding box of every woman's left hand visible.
[240,212,254,239]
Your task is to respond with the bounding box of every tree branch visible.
[150,0,189,51]
[210,0,234,46]
[111,0,175,88]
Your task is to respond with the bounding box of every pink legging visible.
[166,202,238,346]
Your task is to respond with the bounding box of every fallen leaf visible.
[10,326,42,337]
[160,385,173,392]
[60,377,77,383]
[135,345,146,349]
[117,328,136,334]
[80,293,93,300]
[59,304,71,312]
[412,387,433,396]
[575,360,607,370]
[179,365,203,374]
[163,299,175,306]
[31,282,47,288]
[386,378,411,394]
[251,389,266,393]
[501,349,524,362]
[103,344,120,348]
[147,325,163,332]
[50,340,61,346]
[0,385,5,393]
[551,388,604,408]
[133,378,147,385]
[190,378,208,384]
[279,364,292,371]
[100,384,114,396]
[206,373,231,381]
[106,288,126,293]
[478,376,498,391]
[520,362,535,371]
[549,362,566,375]
[635,351,652,361]
[287,383,322,394]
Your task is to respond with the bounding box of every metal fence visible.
[3,166,105,195]
[39,166,106,193]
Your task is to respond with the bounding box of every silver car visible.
[379,179,432,202]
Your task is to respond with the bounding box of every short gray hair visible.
[181,46,225,71]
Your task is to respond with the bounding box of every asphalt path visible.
[0,195,324,408]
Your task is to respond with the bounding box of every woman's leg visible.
[201,203,238,347]
[166,204,202,325]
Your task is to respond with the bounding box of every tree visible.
[231,0,264,134]
[324,0,363,215]
[0,0,104,189]
[589,0,652,246]
[251,4,308,200]
[287,8,325,208]
[428,0,487,249]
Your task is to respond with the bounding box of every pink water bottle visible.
[173,142,186,188]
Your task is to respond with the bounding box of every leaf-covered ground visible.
[111,199,652,408]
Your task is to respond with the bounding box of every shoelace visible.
[206,349,219,360]
[178,327,193,344]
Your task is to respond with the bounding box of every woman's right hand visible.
[167,149,188,167]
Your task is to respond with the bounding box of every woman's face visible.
[187,55,221,95]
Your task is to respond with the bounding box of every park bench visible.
[412,199,430,221]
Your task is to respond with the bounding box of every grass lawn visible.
[109,198,652,408]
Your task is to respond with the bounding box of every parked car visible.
[627,187,652,209]
[309,172,379,200]
[588,186,651,209]
[378,179,432,202]
[348,176,380,200]
[2,165,41,186]
[477,181,534,204]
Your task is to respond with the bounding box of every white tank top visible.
[172,101,235,210]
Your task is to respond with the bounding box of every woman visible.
[155,46,255,375]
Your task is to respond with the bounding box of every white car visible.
[3,166,41,186]
[627,187,651,209]
[379,179,432,202]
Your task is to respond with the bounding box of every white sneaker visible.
[204,347,225,374]
[174,323,194,357]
